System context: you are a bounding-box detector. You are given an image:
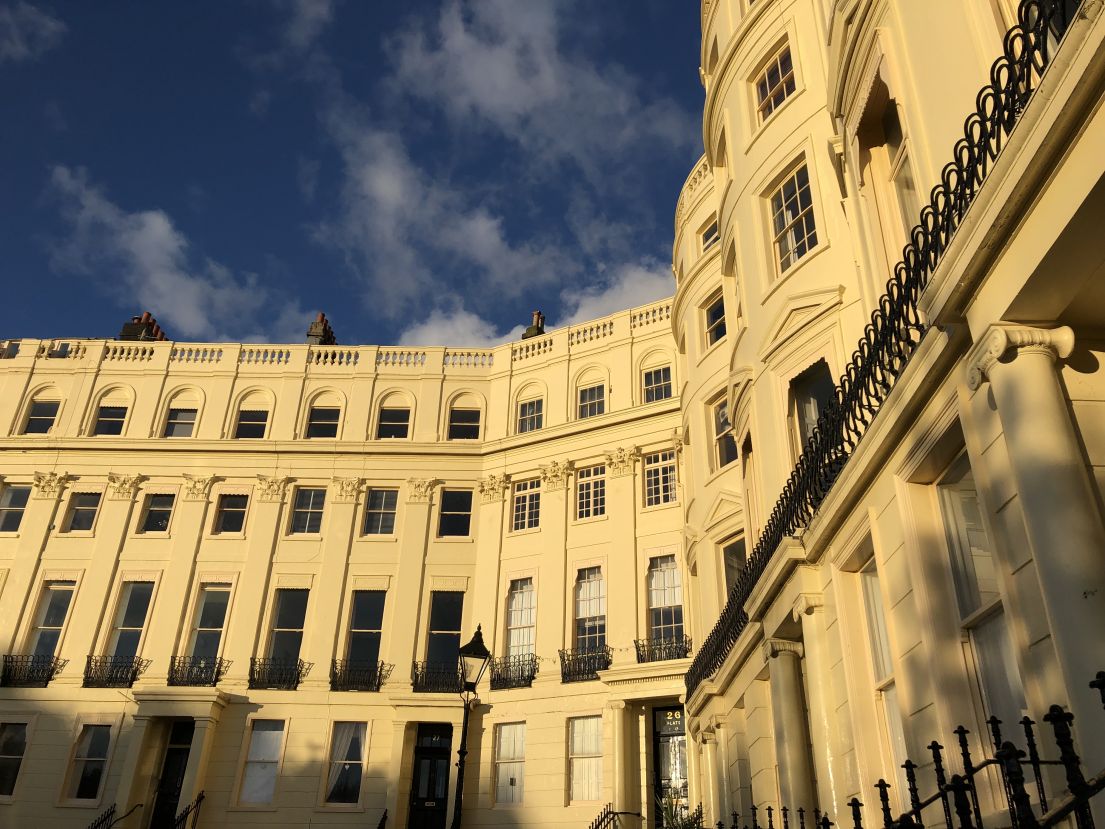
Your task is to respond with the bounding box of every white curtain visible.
[240,721,283,804]
[494,723,525,803]
[570,717,602,801]
[326,722,365,801]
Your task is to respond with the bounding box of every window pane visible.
[24,400,59,434]
[363,489,398,534]
[377,408,410,439]
[197,587,230,629]
[429,592,463,631]
[164,408,197,438]
[447,408,481,440]
[274,589,309,629]
[235,410,268,439]
[348,631,382,664]
[351,591,385,631]
[119,582,154,628]
[306,407,340,438]
[94,406,127,436]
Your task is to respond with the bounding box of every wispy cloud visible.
[554,259,673,327]
[397,306,524,348]
[0,1,65,63]
[47,166,308,342]
[388,0,696,183]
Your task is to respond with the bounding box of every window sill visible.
[55,799,102,809]
[642,501,680,514]
[227,805,279,813]
[315,804,366,812]
[0,532,20,539]
[208,532,247,541]
[508,526,542,537]
[357,535,399,543]
[285,534,323,540]
[697,334,728,367]
[572,513,609,526]
[55,530,96,539]
[759,240,831,306]
[133,531,173,540]
[745,86,806,155]
[435,536,475,543]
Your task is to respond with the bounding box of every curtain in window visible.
[495,723,525,804]
[570,717,602,801]
[326,722,366,803]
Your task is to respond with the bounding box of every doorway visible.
[408,723,453,829]
[148,720,194,828]
[652,706,688,828]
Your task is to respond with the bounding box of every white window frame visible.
[22,398,61,435]
[568,715,603,802]
[305,406,341,439]
[321,720,368,807]
[643,451,678,507]
[163,406,198,438]
[517,398,543,433]
[236,718,288,807]
[574,567,606,651]
[212,493,249,535]
[185,581,233,662]
[60,491,103,534]
[493,722,526,805]
[754,41,797,122]
[505,579,536,657]
[289,487,326,535]
[137,492,176,535]
[362,488,399,535]
[577,384,605,420]
[703,291,726,348]
[643,366,673,403]
[0,715,35,803]
[60,719,120,805]
[511,479,541,532]
[0,484,31,534]
[24,578,78,657]
[576,465,607,521]
[105,579,156,660]
[234,408,270,439]
[769,162,818,275]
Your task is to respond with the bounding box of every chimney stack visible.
[118,312,168,341]
[521,310,546,340]
[306,312,337,345]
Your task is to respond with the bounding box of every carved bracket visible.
[604,446,640,478]
[256,475,290,503]
[539,460,572,491]
[32,471,70,500]
[478,474,510,503]
[181,474,218,502]
[407,478,441,504]
[107,473,145,501]
[331,477,366,503]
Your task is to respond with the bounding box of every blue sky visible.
[1,1,703,346]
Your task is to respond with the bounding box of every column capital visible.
[407,478,440,503]
[106,473,144,501]
[966,324,1075,391]
[256,475,290,503]
[606,699,628,711]
[181,474,218,502]
[604,446,640,477]
[540,460,572,491]
[763,638,804,660]
[32,471,70,500]
[331,477,365,503]
[792,593,825,620]
[478,473,510,503]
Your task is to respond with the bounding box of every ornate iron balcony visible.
[84,655,152,688]
[635,635,692,663]
[411,661,463,693]
[558,645,612,683]
[330,659,393,692]
[248,657,312,690]
[489,653,539,690]
[1,654,68,687]
[685,0,1083,698]
[167,656,231,687]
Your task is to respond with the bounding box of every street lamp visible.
[452,625,491,829]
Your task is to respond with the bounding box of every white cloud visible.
[388,0,695,182]
[48,166,308,342]
[282,0,334,52]
[397,307,524,348]
[555,260,674,327]
[316,99,573,319]
[0,1,65,63]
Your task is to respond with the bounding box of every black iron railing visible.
[86,804,116,829]
[558,645,612,682]
[167,656,231,687]
[248,657,312,690]
[686,0,1084,698]
[490,653,539,689]
[172,791,204,829]
[1,654,67,687]
[589,803,615,829]
[709,673,1105,829]
[83,655,151,688]
[411,661,463,693]
[635,635,692,663]
[330,659,393,691]
[377,807,388,829]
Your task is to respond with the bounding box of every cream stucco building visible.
[3,1,1105,828]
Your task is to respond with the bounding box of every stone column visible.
[388,478,438,673]
[966,324,1105,769]
[535,461,570,663]
[712,719,733,821]
[604,447,640,666]
[177,712,223,809]
[609,700,632,812]
[701,727,722,826]
[793,593,840,815]
[765,638,817,811]
[113,715,153,828]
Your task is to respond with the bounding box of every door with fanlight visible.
[408,724,452,829]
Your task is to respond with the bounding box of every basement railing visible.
[686,0,1085,698]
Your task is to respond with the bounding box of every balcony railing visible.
[1,654,68,687]
[167,656,231,687]
[635,635,691,663]
[330,659,393,692]
[248,658,312,690]
[84,655,152,688]
[411,661,463,693]
[558,645,612,683]
[489,653,539,690]
[685,0,1084,698]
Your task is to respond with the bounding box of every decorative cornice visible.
[256,475,290,503]
[539,460,572,491]
[478,474,510,503]
[763,638,804,660]
[331,477,365,503]
[407,478,440,504]
[181,474,218,502]
[106,473,144,501]
[32,471,69,500]
[966,324,1075,391]
[604,446,640,478]
[792,593,825,621]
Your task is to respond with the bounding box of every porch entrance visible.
[652,706,688,828]
[148,720,194,828]
[408,723,452,829]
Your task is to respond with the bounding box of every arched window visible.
[574,369,607,420]
[91,387,134,437]
[446,393,482,441]
[162,388,202,438]
[375,392,413,440]
[21,388,62,435]
[304,391,344,439]
[514,383,546,435]
[233,390,274,440]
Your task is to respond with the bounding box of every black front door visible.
[409,723,452,829]
[148,720,194,828]
[653,706,688,828]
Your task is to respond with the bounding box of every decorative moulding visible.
[792,593,825,620]
[256,475,290,503]
[331,477,366,503]
[407,478,441,504]
[32,471,69,500]
[181,474,218,502]
[106,473,144,501]
[604,446,640,478]
[539,460,572,491]
[763,638,805,660]
[478,474,510,503]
